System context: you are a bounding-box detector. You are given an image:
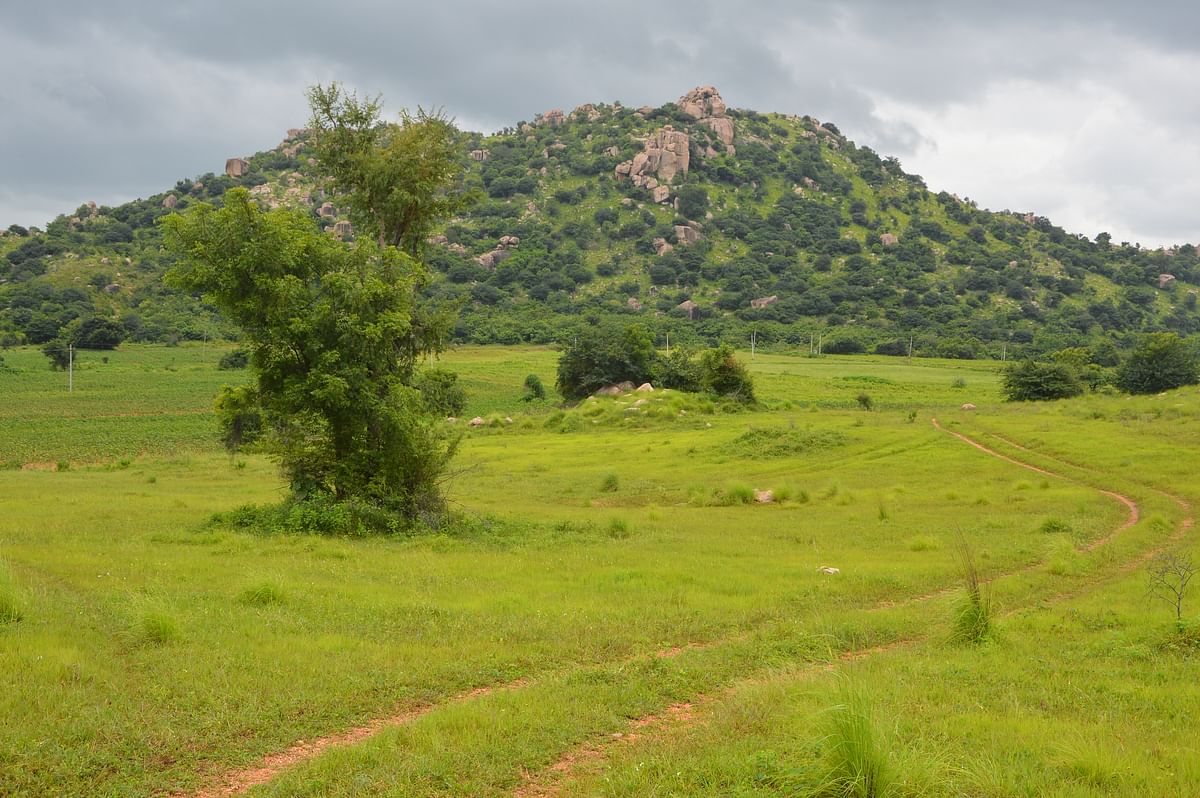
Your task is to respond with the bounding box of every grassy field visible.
[0,344,1196,797]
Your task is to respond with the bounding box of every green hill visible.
[3,85,1198,358]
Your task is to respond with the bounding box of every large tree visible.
[1117,332,1199,394]
[162,85,471,523]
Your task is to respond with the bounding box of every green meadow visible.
[1,345,1197,797]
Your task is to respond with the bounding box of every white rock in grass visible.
[818,566,840,575]
[754,490,774,504]
[469,416,486,427]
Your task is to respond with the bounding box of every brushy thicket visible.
[725,427,848,459]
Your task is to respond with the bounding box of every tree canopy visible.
[1116,332,1199,394]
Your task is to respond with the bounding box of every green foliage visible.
[1002,360,1084,402]
[555,322,655,400]
[41,339,71,371]
[654,346,703,392]
[522,373,545,401]
[951,534,993,644]
[164,189,457,519]
[306,83,473,256]
[415,368,468,416]
[214,384,264,453]
[73,316,125,350]
[699,344,755,402]
[218,348,249,370]
[599,472,619,492]
[239,581,287,607]
[1117,333,1199,394]
[856,392,873,410]
[675,184,709,220]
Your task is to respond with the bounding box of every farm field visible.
[1,344,1198,797]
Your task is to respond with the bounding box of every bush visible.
[522,373,546,401]
[654,346,702,392]
[555,322,655,400]
[699,344,755,402]
[72,316,125,349]
[218,348,249,370]
[1117,332,1199,394]
[599,472,619,492]
[1001,360,1083,401]
[416,368,468,416]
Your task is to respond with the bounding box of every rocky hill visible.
[3,86,1198,358]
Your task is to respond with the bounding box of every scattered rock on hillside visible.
[750,295,778,309]
[498,235,520,249]
[652,185,671,203]
[469,149,490,162]
[636,383,654,393]
[469,416,486,427]
[677,299,699,319]
[880,232,899,247]
[674,224,702,246]
[754,489,774,504]
[627,296,643,311]
[225,158,249,178]
[595,385,623,397]
[653,237,674,256]
[960,403,977,411]
[332,220,353,237]
[1159,273,1176,288]
[679,86,735,153]
[162,194,178,209]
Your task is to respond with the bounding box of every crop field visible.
[1,344,1198,797]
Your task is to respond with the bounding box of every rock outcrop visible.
[1159,273,1176,288]
[678,86,735,153]
[615,126,690,185]
[162,194,178,209]
[469,149,490,162]
[677,299,699,319]
[534,109,565,127]
[674,224,702,246]
[225,158,249,178]
[750,295,778,309]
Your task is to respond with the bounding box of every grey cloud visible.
[2,1,1198,245]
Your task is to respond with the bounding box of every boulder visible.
[700,116,735,148]
[674,224,702,246]
[572,103,601,121]
[678,85,727,119]
[103,283,121,294]
[879,232,899,247]
[427,234,448,245]
[469,416,486,427]
[477,249,511,269]
[614,126,690,184]
[652,186,670,203]
[605,145,621,158]
[627,296,643,311]
[469,149,490,162]
[754,489,774,504]
[636,383,654,392]
[1159,273,1176,288]
[960,403,977,411]
[332,220,353,237]
[595,385,623,397]
[818,566,840,575]
[498,235,520,249]
[162,194,178,209]
[750,295,778,309]
[225,158,249,178]
[616,381,636,392]
[677,299,700,319]
[535,109,565,127]
[652,237,673,256]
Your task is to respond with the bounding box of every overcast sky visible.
[3,1,1198,246]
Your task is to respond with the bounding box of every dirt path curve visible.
[181,419,1164,798]
[510,420,1160,797]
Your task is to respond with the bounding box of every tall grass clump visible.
[599,472,619,493]
[808,684,894,797]
[0,562,24,624]
[950,531,993,644]
[718,481,755,505]
[135,610,180,646]
[239,581,287,607]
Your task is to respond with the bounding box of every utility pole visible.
[907,334,913,361]
[68,344,73,393]
[1002,342,1007,362]
[809,333,814,356]
[751,329,757,358]
[665,331,670,354]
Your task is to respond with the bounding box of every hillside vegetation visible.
[3,86,1198,357]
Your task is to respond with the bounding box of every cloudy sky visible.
[3,1,1198,246]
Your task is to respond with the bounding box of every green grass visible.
[0,344,1197,796]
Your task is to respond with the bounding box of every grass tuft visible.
[598,472,619,493]
[135,610,179,646]
[239,581,287,607]
[0,563,24,624]
[808,683,894,798]
[950,531,993,644]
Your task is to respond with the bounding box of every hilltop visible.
[2,85,1198,358]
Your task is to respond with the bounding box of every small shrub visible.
[1002,360,1083,401]
[56,460,70,472]
[810,683,894,797]
[416,368,468,416]
[218,348,249,370]
[1038,517,1073,536]
[522,373,546,401]
[951,377,967,389]
[856,393,873,411]
[718,482,755,505]
[599,472,619,493]
[607,517,631,539]
[908,535,938,552]
[699,344,755,402]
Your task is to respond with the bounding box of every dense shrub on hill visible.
[1002,360,1084,401]
[1116,333,1199,394]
